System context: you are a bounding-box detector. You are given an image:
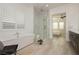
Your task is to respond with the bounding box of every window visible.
[17,24,24,29]
[53,22,58,29]
[59,22,64,29]
[2,22,16,29]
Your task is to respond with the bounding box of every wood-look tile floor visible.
[17,37,75,55]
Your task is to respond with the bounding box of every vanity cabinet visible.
[69,31,79,54]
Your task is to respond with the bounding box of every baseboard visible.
[17,42,34,51]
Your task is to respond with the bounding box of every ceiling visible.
[33,3,68,12]
[0,3,67,9]
[16,3,67,10]
[0,3,68,11]
[34,3,66,8]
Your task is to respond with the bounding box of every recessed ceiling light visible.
[46,4,48,7]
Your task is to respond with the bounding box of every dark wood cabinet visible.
[69,31,79,54]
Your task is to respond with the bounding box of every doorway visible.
[52,13,66,39]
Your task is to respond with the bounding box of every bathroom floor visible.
[17,37,75,55]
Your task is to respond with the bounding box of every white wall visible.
[66,4,79,34]
[49,4,79,41]
[16,5,34,50]
[0,4,34,50]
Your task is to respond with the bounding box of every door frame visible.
[48,12,68,41]
[52,13,66,39]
